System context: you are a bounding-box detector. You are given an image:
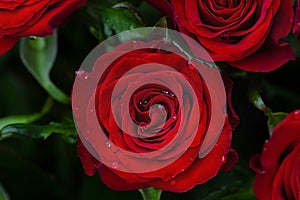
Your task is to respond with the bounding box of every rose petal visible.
[0,36,17,55]
[229,41,295,72]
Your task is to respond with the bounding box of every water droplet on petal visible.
[293,110,300,120]
[158,104,164,110]
[172,115,177,120]
[84,75,89,80]
[74,107,79,111]
[221,156,226,162]
[170,93,175,97]
[162,90,169,95]
[75,69,85,76]
[132,40,137,43]
[188,62,195,70]
[143,99,148,104]
[181,169,185,172]
[93,163,100,168]
[112,161,118,169]
[106,141,111,148]
[90,109,94,113]
[28,36,37,40]
[265,140,269,144]
[257,170,266,174]
[189,157,194,162]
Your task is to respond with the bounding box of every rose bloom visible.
[76,40,239,192]
[145,0,295,72]
[250,110,300,199]
[0,0,86,55]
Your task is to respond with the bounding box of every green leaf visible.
[0,184,10,200]
[267,112,288,135]
[139,188,162,200]
[19,30,69,104]
[102,6,144,36]
[0,98,53,131]
[284,34,300,58]
[247,74,270,114]
[0,121,77,143]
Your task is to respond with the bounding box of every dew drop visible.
[93,163,100,168]
[143,99,148,104]
[257,170,266,174]
[293,110,300,120]
[75,69,85,76]
[188,62,195,70]
[170,178,176,186]
[132,40,137,43]
[112,161,118,169]
[189,157,194,162]
[162,90,169,95]
[221,155,226,162]
[106,141,111,148]
[172,115,177,120]
[90,109,94,113]
[158,104,164,110]
[170,93,175,97]
[265,140,269,144]
[28,36,37,40]
[84,75,89,80]
[74,106,79,111]
[219,32,230,40]
[181,169,185,172]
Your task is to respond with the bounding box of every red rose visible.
[250,110,300,200]
[0,0,86,55]
[74,39,239,192]
[293,0,300,36]
[145,0,295,72]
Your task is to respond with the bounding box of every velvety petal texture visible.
[250,110,300,200]
[145,0,295,72]
[0,0,87,55]
[77,41,239,193]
